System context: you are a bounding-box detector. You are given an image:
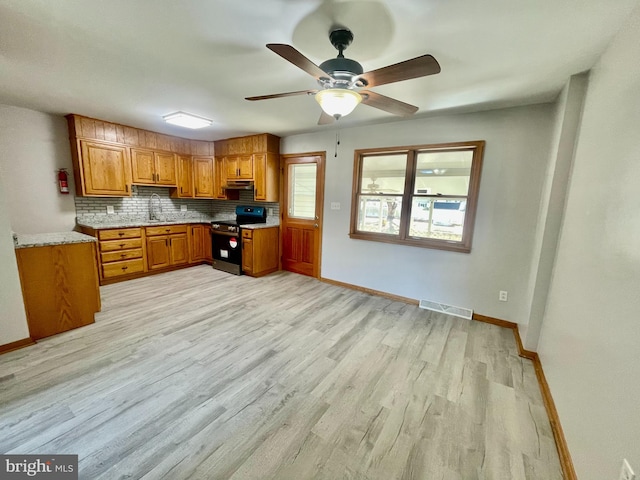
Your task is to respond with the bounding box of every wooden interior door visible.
[281,153,325,278]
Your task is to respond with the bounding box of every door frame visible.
[279,151,326,278]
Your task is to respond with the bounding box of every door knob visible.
[314,223,318,228]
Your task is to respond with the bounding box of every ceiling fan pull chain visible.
[334,130,341,158]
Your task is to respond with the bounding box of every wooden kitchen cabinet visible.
[189,224,205,263]
[146,225,188,270]
[175,154,194,197]
[15,242,101,340]
[253,152,279,202]
[241,227,279,277]
[95,227,145,281]
[193,156,214,198]
[75,140,132,196]
[189,224,213,264]
[131,148,177,186]
[224,155,254,180]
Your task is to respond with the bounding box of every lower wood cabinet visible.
[97,227,145,280]
[189,224,212,263]
[79,223,219,284]
[146,225,188,270]
[241,227,279,277]
[15,242,101,340]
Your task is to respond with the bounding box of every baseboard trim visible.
[472,313,576,480]
[0,337,35,355]
[319,277,419,306]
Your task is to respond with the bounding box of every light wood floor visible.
[0,266,562,479]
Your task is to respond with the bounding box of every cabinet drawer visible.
[242,229,253,239]
[101,248,143,263]
[102,259,145,278]
[146,225,187,236]
[98,228,142,240]
[100,238,143,252]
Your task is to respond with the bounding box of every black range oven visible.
[211,205,266,275]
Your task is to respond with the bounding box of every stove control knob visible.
[212,223,219,229]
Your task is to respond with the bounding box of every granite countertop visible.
[14,231,98,249]
[76,215,280,230]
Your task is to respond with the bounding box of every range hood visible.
[224,180,254,190]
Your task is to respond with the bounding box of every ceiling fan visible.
[245,28,441,124]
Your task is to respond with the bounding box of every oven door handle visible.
[211,230,240,237]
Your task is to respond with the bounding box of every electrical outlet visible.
[620,459,635,480]
[331,202,341,210]
[106,206,114,214]
[499,290,508,302]
[180,205,187,212]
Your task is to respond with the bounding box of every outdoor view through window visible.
[351,141,484,252]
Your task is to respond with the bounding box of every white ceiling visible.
[0,0,637,141]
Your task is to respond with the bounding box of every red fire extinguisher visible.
[58,168,69,194]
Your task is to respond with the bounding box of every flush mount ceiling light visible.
[315,88,362,119]
[162,111,213,129]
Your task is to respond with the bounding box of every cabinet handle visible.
[195,188,198,195]
[118,232,125,236]
[122,266,128,271]
[125,185,129,193]
[180,187,183,193]
[120,253,126,258]
[165,239,168,246]
[119,243,125,247]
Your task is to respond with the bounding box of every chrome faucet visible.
[149,193,162,221]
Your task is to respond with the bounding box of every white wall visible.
[537,6,640,480]
[0,105,76,233]
[521,73,589,351]
[0,173,30,345]
[283,104,554,323]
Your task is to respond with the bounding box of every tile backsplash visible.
[74,186,279,220]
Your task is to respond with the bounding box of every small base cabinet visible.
[146,225,189,270]
[15,242,101,340]
[241,227,279,277]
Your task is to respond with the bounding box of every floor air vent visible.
[419,300,473,320]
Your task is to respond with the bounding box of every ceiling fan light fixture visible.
[162,111,213,129]
[315,88,362,119]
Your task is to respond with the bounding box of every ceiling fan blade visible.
[318,110,335,125]
[245,89,317,101]
[357,54,441,87]
[266,44,331,80]
[360,90,419,116]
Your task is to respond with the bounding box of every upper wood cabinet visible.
[214,133,280,202]
[193,156,214,198]
[253,152,279,202]
[175,154,194,197]
[224,155,253,180]
[76,140,132,196]
[130,148,177,186]
[66,114,212,197]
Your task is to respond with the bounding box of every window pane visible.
[289,164,316,219]
[360,154,407,194]
[357,195,403,235]
[409,197,466,242]
[414,151,472,195]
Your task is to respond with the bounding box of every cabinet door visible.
[146,236,171,270]
[155,152,177,185]
[204,227,213,262]
[224,156,238,179]
[190,225,205,263]
[80,140,131,195]
[214,157,227,199]
[176,155,194,197]
[131,148,156,184]
[169,233,189,265]
[237,155,254,179]
[253,153,279,202]
[193,156,214,197]
[253,153,266,201]
[242,237,253,274]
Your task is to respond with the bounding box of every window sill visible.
[349,232,471,253]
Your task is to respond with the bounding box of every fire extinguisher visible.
[58,168,69,194]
